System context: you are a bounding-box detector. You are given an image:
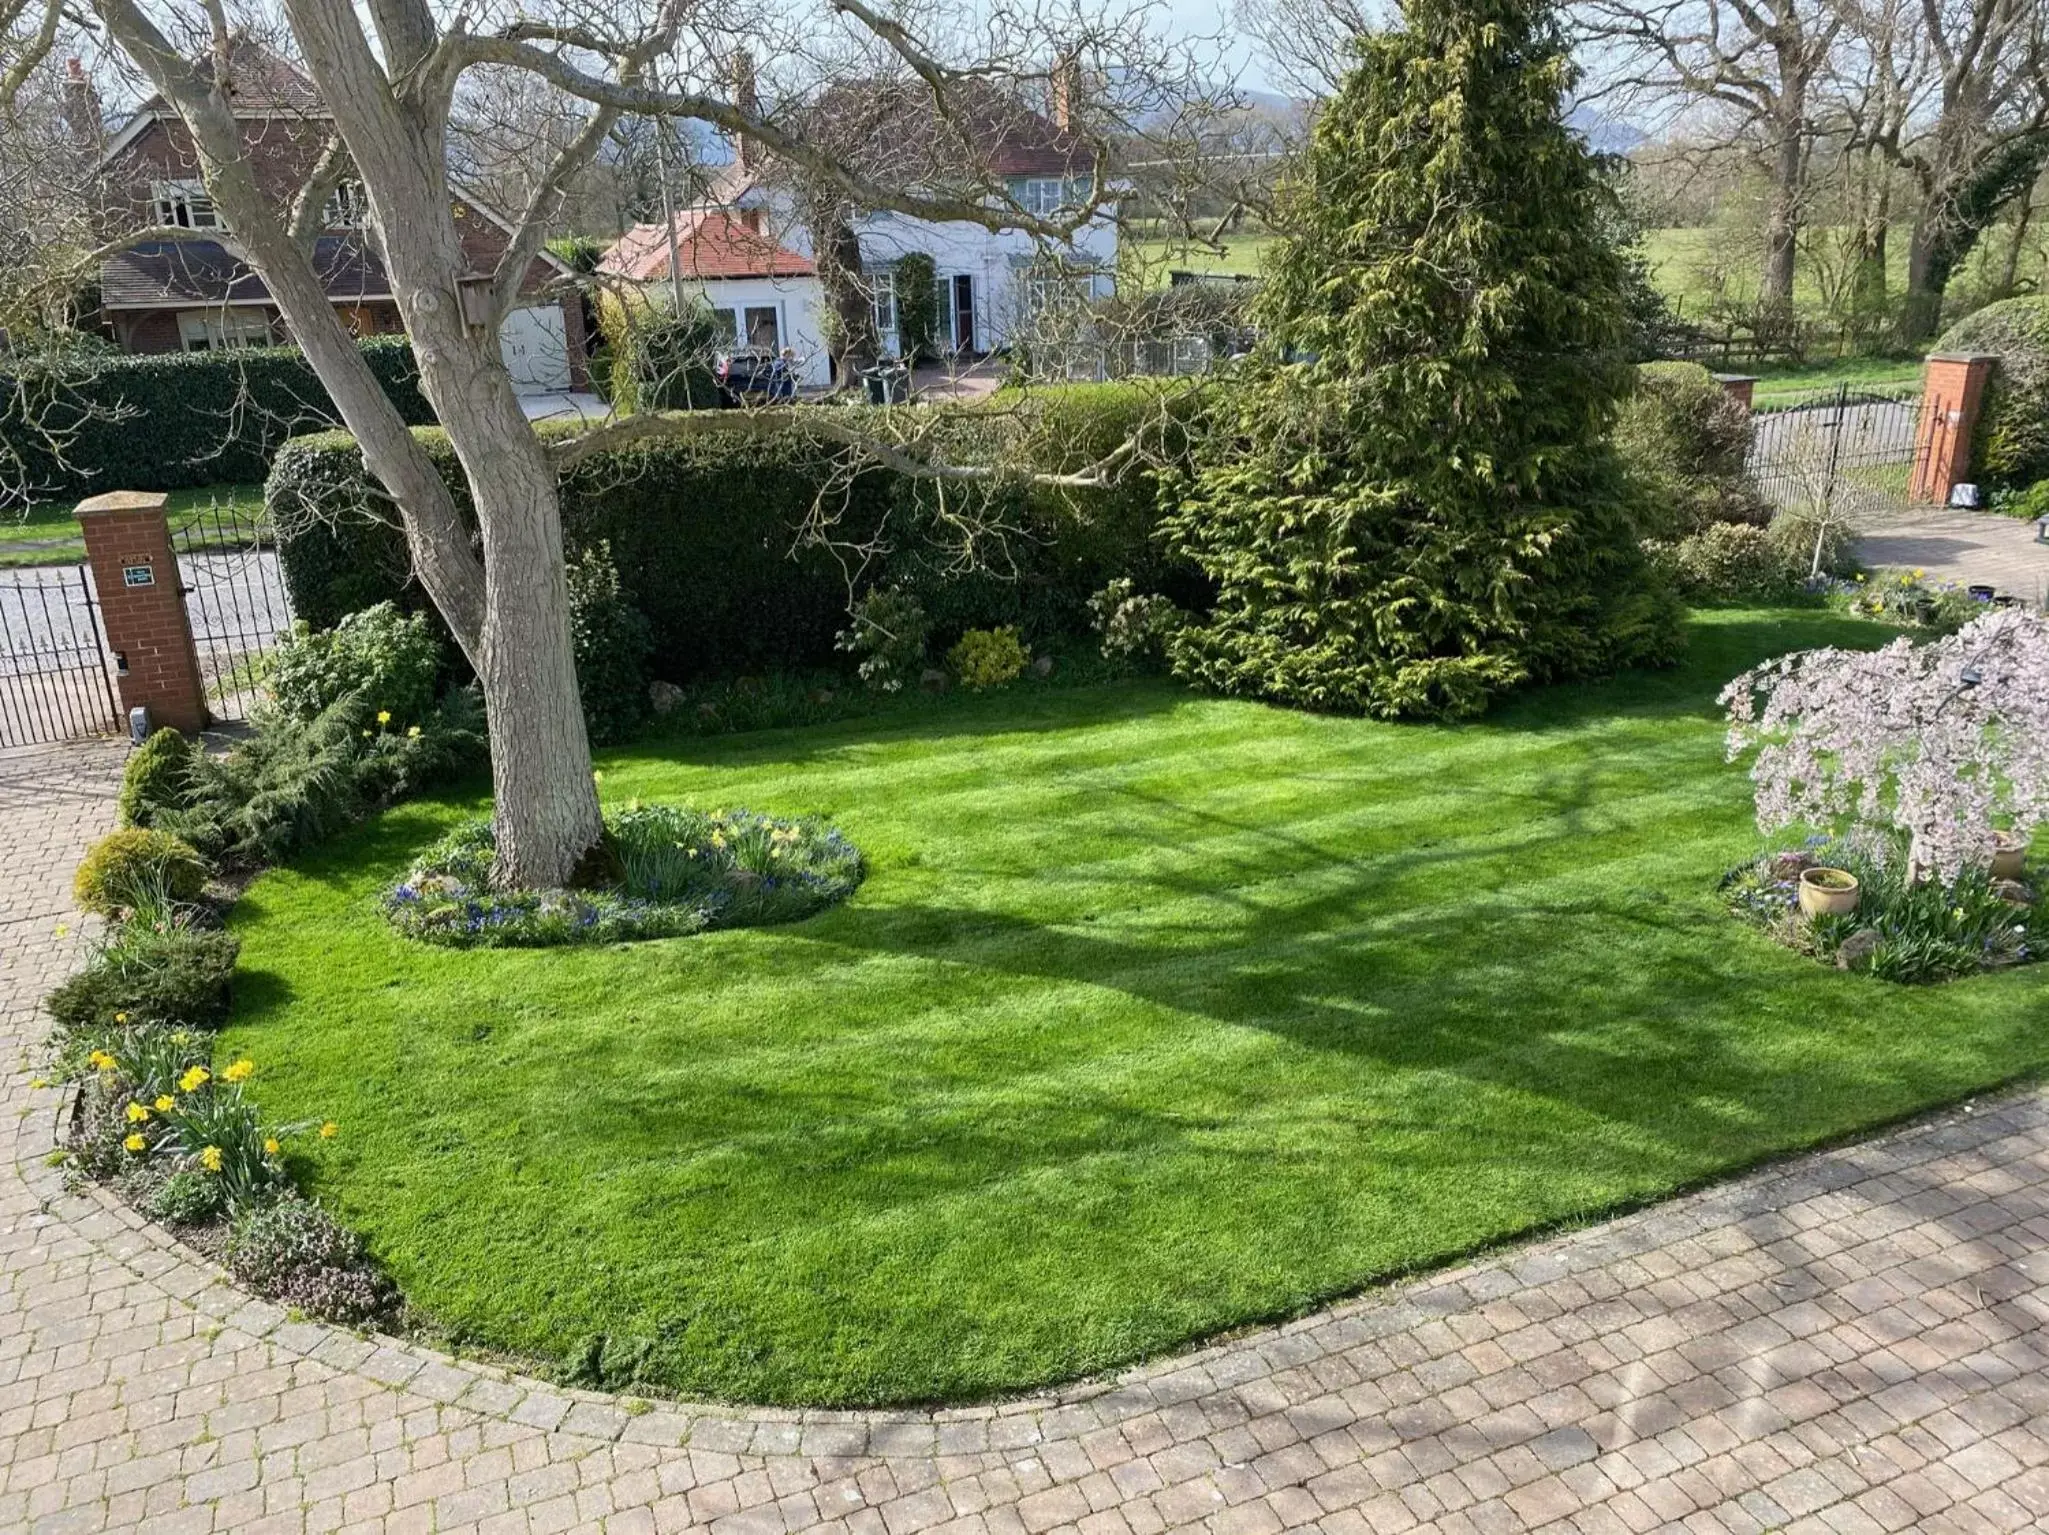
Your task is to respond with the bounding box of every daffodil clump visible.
[382,804,864,948]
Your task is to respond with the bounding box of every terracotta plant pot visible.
[1992,832,2031,880]
[1797,867,1860,918]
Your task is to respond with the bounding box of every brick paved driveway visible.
[5,737,2049,1534]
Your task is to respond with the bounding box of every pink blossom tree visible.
[1720,611,2049,885]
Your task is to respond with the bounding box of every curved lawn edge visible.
[218,613,2049,1407]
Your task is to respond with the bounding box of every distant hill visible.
[1567,104,1648,155]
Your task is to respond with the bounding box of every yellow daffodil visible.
[376,709,392,725]
[88,1050,116,1073]
[407,725,421,739]
[263,1138,281,1156]
[361,728,373,738]
[154,1095,174,1112]
[177,1065,210,1093]
[319,1121,338,1140]
[199,1146,223,1173]
[222,1058,255,1084]
[114,1011,128,1024]
[123,1132,146,1154]
[124,1102,149,1123]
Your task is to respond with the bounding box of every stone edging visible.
[18,1050,2032,1460]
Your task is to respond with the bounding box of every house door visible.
[951,275,977,354]
[499,304,572,393]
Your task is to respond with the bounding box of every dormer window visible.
[153,179,221,230]
[324,180,369,228]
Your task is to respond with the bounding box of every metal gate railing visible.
[1748,383,1931,529]
[0,566,121,748]
[171,496,294,723]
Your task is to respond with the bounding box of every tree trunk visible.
[1761,114,1804,310]
[1899,216,1958,346]
[810,193,877,385]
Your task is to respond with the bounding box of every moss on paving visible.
[223,609,2049,1407]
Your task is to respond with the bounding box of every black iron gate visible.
[171,496,295,723]
[1748,382,1932,527]
[0,566,121,748]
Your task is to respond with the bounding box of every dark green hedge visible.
[2,337,434,501]
[270,384,1193,685]
[1935,297,2049,491]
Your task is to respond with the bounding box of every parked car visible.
[716,348,797,405]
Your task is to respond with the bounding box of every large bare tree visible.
[1,0,1204,886]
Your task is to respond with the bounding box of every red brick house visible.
[87,45,587,391]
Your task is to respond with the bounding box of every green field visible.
[0,485,268,568]
[223,609,2049,1408]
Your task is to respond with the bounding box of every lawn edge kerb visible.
[24,1047,2045,1421]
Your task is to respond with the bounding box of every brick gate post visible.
[73,491,210,734]
[1713,374,1758,410]
[1910,354,1996,506]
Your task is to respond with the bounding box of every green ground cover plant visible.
[220,608,2049,1408]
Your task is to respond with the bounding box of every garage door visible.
[499,304,572,393]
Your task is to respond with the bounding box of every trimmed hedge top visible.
[269,385,1197,686]
[1,336,433,503]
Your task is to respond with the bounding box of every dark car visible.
[715,348,796,405]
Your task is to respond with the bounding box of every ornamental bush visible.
[226,1196,395,1326]
[117,728,197,829]
[268,602,443,726]
[567,542,654,745]
[1935,297,2049,491]
[45,924,240,1033]
[1160,0,1683,720]
[1616,362,1770,538]
[0,336,431,503]
[948,626,1029,689]
[73,828,208,916]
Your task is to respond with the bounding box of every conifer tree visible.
[1163,0,1682,720]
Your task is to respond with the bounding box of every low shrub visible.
[568,543,653,746]
[835,586,930,692]
[1652,522,1802,602]
[1935,297,2049,491]
[948,626,1029,689]
[1088,579,1186,669]
[268,602,443,726]
[118,729,198,829]
[1723,837,2039,984]
[1617,362,1771,537]
[226,1196,395,1326]
[147,1167,226,1226]
[596,295,722,412]
[45,923,240,1034]
[1991,479,2049,521]
[72,828,208,916]
[383,805,864,948]
[1763,509,1859,581]
[163,687,485,867]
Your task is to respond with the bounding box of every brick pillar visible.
[1713,374,1757,410]
[74,491,210,734]
[1911,353,1996,505]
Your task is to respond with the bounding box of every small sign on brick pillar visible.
[74,491,210,734]
[1911,353,1996,505]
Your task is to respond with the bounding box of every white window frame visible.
[1018,178,1066,217]
[153,178,221,231]
[176,309,273,352]
[868,270,897,340]
[324,180,370,229]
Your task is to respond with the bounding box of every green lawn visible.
[1748,358,1925,406]
[222,609,2049,1408]
[0,484,266,568]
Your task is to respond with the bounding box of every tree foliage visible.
[1161,0,1682,720]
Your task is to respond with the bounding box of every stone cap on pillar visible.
[74,490,170,519]
[1711,374,1760,387]
[1926,353,1997,363]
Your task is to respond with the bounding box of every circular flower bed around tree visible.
[382,804,864,947]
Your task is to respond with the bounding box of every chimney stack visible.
[62,58,105,148]
[731,51,760,171]
[1049,52,1082,135]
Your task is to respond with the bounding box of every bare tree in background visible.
[0,0,1220,887]
[1232,0,1374,98]
[1576,0,1844,311]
